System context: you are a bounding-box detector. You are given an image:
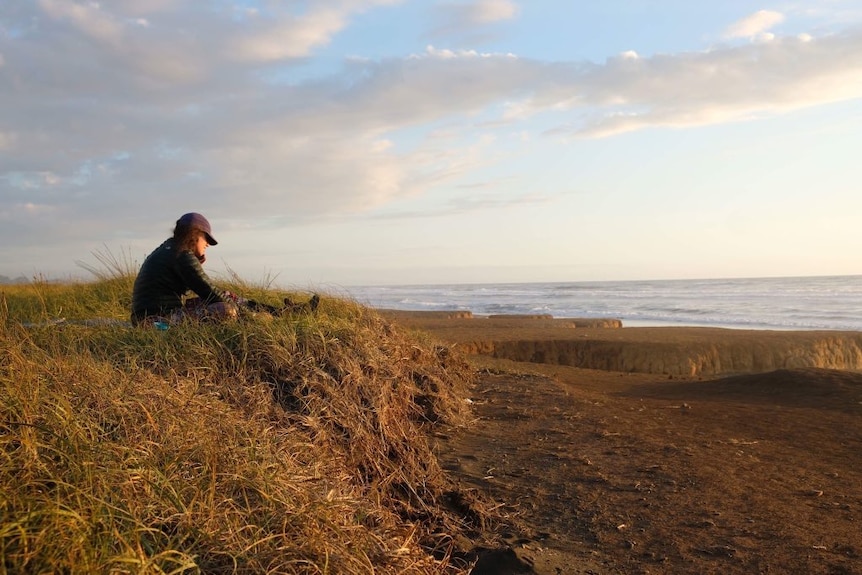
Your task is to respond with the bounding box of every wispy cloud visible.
[464,0,519,24]
[430,0,519,37]
[724,9,785,40]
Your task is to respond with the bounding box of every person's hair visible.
[172,223,203,256]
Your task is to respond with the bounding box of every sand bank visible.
[381,310,862,376]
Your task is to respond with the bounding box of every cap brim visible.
[204,232,218,246]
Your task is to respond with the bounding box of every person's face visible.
[193,232,209,259]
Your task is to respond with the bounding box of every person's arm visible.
[175,250,227,303]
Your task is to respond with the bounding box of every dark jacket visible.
[131,238,227,322]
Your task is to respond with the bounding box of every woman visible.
[131,212,237,326]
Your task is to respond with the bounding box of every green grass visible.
[0,274,490,574]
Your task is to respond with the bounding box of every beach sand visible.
[385,311,862,575]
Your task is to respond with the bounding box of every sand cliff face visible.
[380,312,862,377]
[460,331,862,376]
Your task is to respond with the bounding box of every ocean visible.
[343,275,862,331]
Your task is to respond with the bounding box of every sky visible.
[2,1,862,289]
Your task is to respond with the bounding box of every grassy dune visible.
[0,275,488,574]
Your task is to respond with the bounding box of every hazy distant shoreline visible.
[348,275,862,332]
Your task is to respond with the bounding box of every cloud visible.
[38,0,125,46]
[431,0,519,36]
[467,0,519,24]
[229,0,406,62]
[573,31,862,137]
[725,9,785,40]
[370,188,550,221]
[342,33,862,139]
[0,131,15,151]
[231,8,349,62]
[2,1,862,275]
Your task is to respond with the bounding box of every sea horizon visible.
[343,274,862,332]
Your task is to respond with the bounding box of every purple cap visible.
[177,212,218,245]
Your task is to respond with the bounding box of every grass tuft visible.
[1,272,493,574]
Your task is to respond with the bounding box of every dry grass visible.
[0,275,493,574]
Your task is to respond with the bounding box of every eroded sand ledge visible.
[380,310,862,376]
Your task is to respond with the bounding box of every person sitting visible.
[130,212,237,326]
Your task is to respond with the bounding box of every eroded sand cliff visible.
[382,311,862,376]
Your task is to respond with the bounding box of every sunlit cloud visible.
[468,0,519,23]
[232,8,348,61]
[543,32,862,137]
[725,9,785,40]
